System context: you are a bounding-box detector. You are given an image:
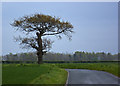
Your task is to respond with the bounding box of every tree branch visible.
[42,30,64,36]
[15,36,38,50]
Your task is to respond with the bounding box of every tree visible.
[11,13,74,64]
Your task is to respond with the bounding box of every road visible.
[65,69,119,86]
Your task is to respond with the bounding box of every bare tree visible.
[11,13,74,64]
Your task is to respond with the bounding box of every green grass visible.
[55,62,119,77]
[2,64,68,84]
[30,64,67,84]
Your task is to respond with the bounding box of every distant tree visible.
[68,54,72,61]
[118,53,120,61]
[107,53,111,56]
[11,14,74,64]
[9,53,13,56]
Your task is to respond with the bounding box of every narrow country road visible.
[65,69,119,86]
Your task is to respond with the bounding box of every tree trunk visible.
[37,52,43,64]
[36,32,43,64]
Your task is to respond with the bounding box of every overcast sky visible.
[2,2,118,55]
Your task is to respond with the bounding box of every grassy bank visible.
[55,62,119,77]
[30,64,67,84]
[2,64,67,84]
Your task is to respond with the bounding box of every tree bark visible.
[37,51,43,64]
[36,32,43,64]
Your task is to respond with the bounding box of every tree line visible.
[2,51,119,61]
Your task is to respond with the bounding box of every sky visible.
[2,2,118,55]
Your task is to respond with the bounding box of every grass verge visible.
[30,64,67,84]
[55,62,119,77]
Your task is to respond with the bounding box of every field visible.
[2,64,67,85]
[2,62,119,85]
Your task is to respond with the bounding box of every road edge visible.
[65,70,69,86]
[85,69,120,79]
[97,70,120,80]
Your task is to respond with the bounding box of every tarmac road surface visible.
[65,69,119,86]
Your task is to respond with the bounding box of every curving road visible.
[65,69,119,86]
